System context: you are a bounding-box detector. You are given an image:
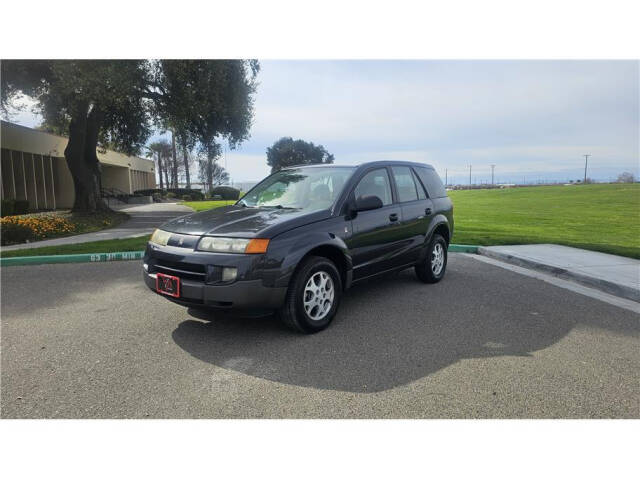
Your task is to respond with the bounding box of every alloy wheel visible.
[303,271,335,321]
[431,242,445,276]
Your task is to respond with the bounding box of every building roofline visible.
[1,120,151,164]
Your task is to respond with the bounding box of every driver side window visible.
[354,169,393,206]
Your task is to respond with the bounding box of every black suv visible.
[143,161,453,333]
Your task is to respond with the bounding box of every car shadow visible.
[171,256,640,393]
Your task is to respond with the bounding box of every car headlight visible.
[197,237,270,254]
[150,229,172,246]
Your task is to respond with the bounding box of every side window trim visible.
[411,167,430,199]
[386,165,399,204]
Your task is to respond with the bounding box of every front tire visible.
[415,233,448,283]
[278,256,342,334]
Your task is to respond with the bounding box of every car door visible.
[346,167,404,281]
[390,166,434,264]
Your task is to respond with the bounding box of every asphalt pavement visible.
[1,254,638,418]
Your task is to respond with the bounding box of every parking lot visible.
[1,254,638,418]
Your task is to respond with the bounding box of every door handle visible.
[425,207,432,215]
[389,213,399,222]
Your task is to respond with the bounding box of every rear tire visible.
[415,233,448,283]
[278,256,342,334]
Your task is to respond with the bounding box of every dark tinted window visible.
[391,166,420,202]
[354,168,393,206]
[415,167,447,198]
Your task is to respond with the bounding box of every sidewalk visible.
[478,244,640,302]
[1,203,193,251]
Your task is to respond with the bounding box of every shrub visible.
[166,192,176,199]
[1,199,15,217]
[135,188,204,200]
[211,186,240,200]
[14,200,30,214]
[152,193,163,202]
[182,194,192,201]
[1,221,34,245]
[212,194,223,200]
[134,188,162,196]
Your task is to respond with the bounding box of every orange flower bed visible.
[0,215,76,239]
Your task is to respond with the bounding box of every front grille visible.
[151,259,206,282]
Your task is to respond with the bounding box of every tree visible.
[1,60,259,212]
[617,172,635,183]
[266,137,334,172]
[155,60,259,190]
[147,140,172,190]
[198,147,229,193]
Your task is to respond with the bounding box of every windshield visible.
[239,167,356,211]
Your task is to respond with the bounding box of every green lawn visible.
[181,200,236,212]
[4,184,639,259]
[0,235,151,258]
[448,184,640,258]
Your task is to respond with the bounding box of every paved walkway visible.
[478,244,640,302]
[1,203,193,251]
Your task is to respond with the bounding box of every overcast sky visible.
[6,60,639,184]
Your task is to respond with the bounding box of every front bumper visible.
[142,242,287,310]
[143,269,287,310]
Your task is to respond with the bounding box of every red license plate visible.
[156,273,180,298]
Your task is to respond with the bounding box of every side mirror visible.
[354,195,383,212]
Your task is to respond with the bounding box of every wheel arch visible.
[426,214,451,246]
[272,232,353,291]
[300,244,351,290]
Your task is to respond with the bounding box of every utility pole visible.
[491,164,495,185]
[583,154,590,184]
[445,168,448,186]
[468,164,472,187]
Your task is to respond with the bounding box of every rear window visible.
[415,167,447,198]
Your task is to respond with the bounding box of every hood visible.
[160,205,331,238]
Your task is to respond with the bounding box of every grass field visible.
[448,183,640,258]
[181,200,236,211]
[3,184,639,259]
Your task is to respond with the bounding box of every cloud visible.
[4,60,638,183]
[236,60,638,182]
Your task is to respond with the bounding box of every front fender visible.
[264,223,352,289]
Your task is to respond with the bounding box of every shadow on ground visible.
[171,257,638,393]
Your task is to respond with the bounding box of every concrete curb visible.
[0,244,479,267]
[0,251,144,267]
[477,246,640,302]
[448,244,479,253]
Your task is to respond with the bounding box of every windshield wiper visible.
[269,204,297,210]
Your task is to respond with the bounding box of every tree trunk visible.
[182,137,191,189]
[163,160,170,190]
[171,130,178,188]
[207,156,213,193]
[64,103,109,212]
[157,153,164,190]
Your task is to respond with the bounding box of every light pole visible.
[468,164,472,187]
[583,154,590,183]
[491,164,495,185]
